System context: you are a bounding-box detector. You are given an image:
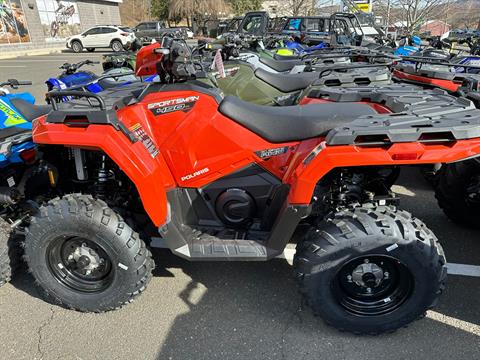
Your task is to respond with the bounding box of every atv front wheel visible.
[0,218,19,287]
[24,194,154,312]
[435,159,480,228]
[294,205,446,335]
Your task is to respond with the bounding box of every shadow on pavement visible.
[152,249,480,360]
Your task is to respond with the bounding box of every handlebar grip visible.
[17,81,32,86]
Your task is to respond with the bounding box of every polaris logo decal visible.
[255,147,289,159]
[181,167,210,181]
[148,96,199,116]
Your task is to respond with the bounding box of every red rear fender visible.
[287,140,480,204]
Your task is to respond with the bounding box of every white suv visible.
[66,25,136,53]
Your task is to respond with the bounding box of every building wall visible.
[77,0,122,31]
[420,21,450,37]
[1,0,122,53]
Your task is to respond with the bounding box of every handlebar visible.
[60,60,100,74]
[0,79,32,88]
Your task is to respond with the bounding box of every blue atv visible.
[45,60,139,100]
[0,79,53,287]
[394,35,422,56]
[283,39,328,55]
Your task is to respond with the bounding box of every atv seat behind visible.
[10,98,51,122]
[218,95,376,143]
[254,68,316,92]
[259,57,303,72]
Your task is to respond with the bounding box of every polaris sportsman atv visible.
[0,79,53,287]
[17,37,480,335]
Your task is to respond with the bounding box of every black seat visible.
[0,126,30,143]
[273,53,300,61]
[10,98,51,122]
[219,96,377,143]
[254,68,316,92]
[259,57,303,72]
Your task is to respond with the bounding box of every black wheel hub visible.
[47,237,114,293]
[466,175,480,207]
[334,255,413,316]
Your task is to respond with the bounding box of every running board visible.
[157,191,310,261]
[153,236,270,261]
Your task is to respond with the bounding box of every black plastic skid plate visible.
[311,84,480,145]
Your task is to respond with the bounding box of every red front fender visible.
[33,116,175,226]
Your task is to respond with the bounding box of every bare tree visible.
[169,0,230,20]
[374,0,448,32]
[276,0,334,16]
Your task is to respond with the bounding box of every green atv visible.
[102,52,392,106]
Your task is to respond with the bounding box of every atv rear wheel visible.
[294,204,446,335]
[435,159,480,228]
[24,194,154,312]
[0,218,19,287]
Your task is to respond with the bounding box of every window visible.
[0,0,31,44]
[83,28,100,36]
[101,27,117,34]
[241,15,264,34]
[35,0,80,40]
[305,18,326,32]
[286,19,302,31]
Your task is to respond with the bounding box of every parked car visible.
[66,25,136,53]
[133,22,186,44]
[176,26,194,38]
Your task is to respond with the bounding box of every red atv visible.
[18,39,480,334]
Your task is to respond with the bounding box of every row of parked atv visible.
[1,33,479,335]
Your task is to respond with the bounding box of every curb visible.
[0,47,65,60]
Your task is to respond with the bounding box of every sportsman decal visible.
[148,96,199,116]
[255,147,289,159]
[129,123,159,158]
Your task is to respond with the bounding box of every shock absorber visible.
[95,155,109,199]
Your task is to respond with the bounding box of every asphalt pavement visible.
[0,52,479,360]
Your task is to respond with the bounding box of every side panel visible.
[119,89,301,187]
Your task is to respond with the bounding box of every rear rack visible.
[315,85,480,145]
[45,90,136,143]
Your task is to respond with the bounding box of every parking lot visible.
[0,52,479,360]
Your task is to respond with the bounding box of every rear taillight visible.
[120,32,129,37]
[20,148,37,164]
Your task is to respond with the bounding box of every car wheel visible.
[71,40,83,53]
[86,48,95,52]
[111,40,123,52]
